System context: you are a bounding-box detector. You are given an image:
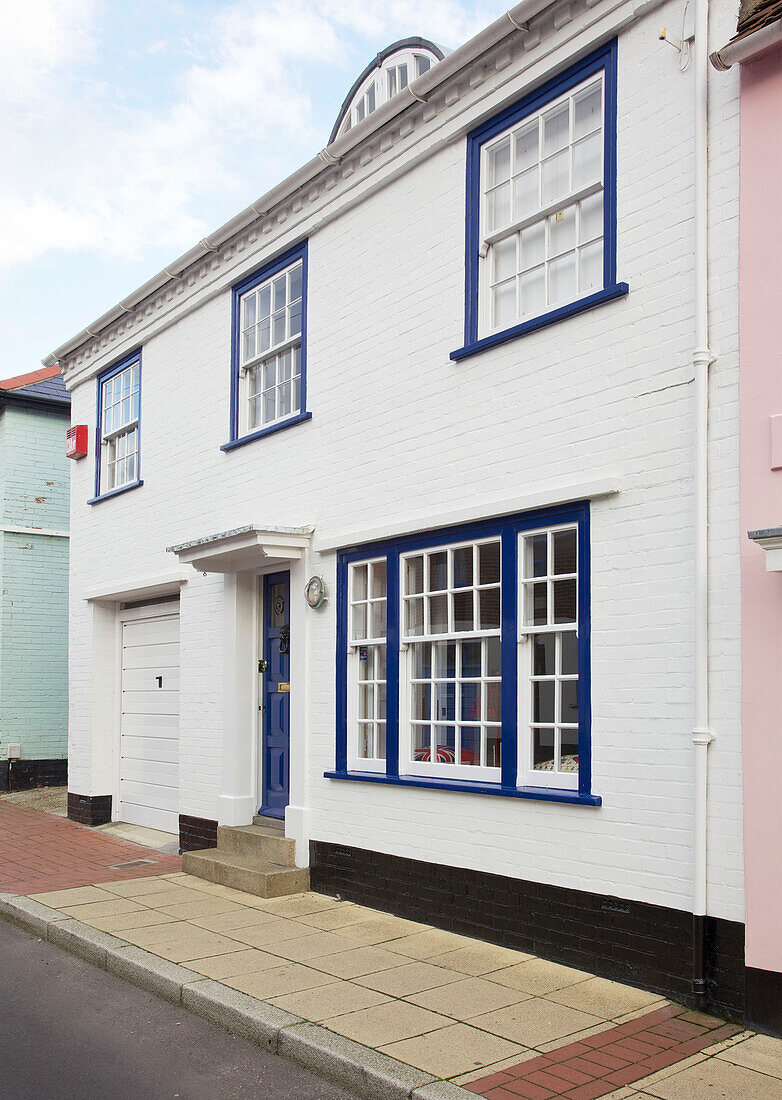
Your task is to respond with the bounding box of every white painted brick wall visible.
[64,0,743,921]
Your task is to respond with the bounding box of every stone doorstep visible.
[181,847,309,898]
[0,894,473,1100]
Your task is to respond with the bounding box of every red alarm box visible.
[66,425,88,459]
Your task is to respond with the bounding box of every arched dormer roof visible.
[329,37,446,145]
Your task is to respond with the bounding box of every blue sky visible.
[3,1,508,373]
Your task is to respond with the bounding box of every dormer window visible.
[387,63,408,97]
[355,82,376,123]
[329,38,446,146]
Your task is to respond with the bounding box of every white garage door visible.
[119,610,180,833]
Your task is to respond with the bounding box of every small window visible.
[93,352,141,500]
[227,242,309,448]
[414,54,431,78]
[455,41,624,361]
[387,63,408,97]
[348,558,387,772]
[519,525,580,790]
[482,76,604,331]
[355,82,376,124]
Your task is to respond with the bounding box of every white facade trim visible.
[84,571,189,603]
[0,524,69,538]
[314,478,621,553]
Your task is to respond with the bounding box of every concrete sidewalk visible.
[6,871,780,1100]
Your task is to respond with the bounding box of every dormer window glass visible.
[387,63,409,97]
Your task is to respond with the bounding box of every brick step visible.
[216,824,295,867]
[181,848,309,898]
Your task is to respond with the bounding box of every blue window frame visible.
[222,240,311,452]
[327,502,600,807]
[88,349,143,505]
[451,40,627,362]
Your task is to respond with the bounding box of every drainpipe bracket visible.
[692,728,714,746]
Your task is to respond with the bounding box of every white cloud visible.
[0,0,98,103]
[0,0,506,276]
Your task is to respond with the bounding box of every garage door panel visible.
[120,758,178,787]
[123,617,179,647]
[121,735,178,765]
[119,611,180,834]
[121,689,179,716]
[121,667,180,692]
[120,779,179,811]
[121,714,178,741]
[119,803,178,833]
[121,642,180,669]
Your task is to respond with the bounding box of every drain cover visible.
[108,859,156,869]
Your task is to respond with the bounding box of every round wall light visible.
[304,576,327,609]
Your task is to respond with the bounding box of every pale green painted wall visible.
[0,402,70,760]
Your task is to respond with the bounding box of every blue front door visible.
[260,571,290,819]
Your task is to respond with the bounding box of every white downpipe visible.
[692,0,714,992]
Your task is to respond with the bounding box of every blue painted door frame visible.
[260,571,290,819]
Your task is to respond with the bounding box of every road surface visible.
[0,917,359,1099]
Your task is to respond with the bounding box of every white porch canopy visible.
[748,526,782,572]
[167,524,314,573]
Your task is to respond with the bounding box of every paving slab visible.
[641,1056,782,1098]
[429,943,534,976]
[381,1021,527,1078]
[356,961,466,997]
[715,1032,782,1078]
[546,976,666,1019]
[322,1000,454,1047]
[185,948,286,980]
[312,945,412,980]
[270,980,391,1021]
[471,997,604,1046]
[226,962,337,999]
[409,976,531,1021]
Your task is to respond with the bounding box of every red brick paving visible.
[466,1004,742,1100]
[0,802,180,894]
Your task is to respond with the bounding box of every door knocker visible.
[279,624,290,654]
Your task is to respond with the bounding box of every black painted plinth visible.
[746,966,782,1037]
[67,792,112,826]
[179,814,218,853]
[310,840,745,1021]
[8,758,67,791]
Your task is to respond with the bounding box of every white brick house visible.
[48,1,745,1016]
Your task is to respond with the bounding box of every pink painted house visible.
[713,0,782,1037]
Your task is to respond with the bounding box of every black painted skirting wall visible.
[746,967,782,1037]
[179,814,218,853]
[4,758,68,792]
[67,792,112,826]
[310,841,746,1022]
